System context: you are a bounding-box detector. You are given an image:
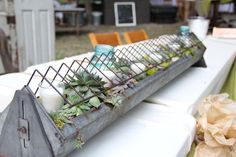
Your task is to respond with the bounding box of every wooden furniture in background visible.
[103,0,150,25]
[55,8,85,34]
[88,32,122,48]
[0,28,18,73]
[210,0,220,26]
[85,0,92,24]
[123,29,149,44]
[177,0,196,21]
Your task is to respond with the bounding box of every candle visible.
[172,57,180,63]
[96,70,117,83]
[188,17,209,40]
[149,53,163,63]
[130,63,146,74]
[39,81,64,113]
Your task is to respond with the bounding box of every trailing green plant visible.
[50,112,69,130]
[160,61,171,68]
[74,137,84,149]
[160,45,177,58]
[146,67,158,76]
[184,48,194,56]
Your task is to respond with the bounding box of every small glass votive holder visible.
[91,44,115,71]
[39,81,64,113]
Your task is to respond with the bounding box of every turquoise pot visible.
[180,25,190,36]
[91,44,115,71]
[95,44,114,57]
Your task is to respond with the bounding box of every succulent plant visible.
[160,45,180,59]
[65,71,105,90]
[104,72,137,96]
[50,71,107,129]
[113,58,131,68]
[104,73,137,107]
[146,67,158,76]
[184,48,194,56]
[64,71,106,105]
[51,70,134,129]
[111,58,133,76]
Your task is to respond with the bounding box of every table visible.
[55,8,85,35]
[69,102,196,157]
[0,36,236,156]
[207,35,236,45]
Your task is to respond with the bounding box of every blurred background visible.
[0,0,236,74]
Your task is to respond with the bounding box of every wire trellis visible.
[26,33,202,110]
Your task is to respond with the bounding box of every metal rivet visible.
[17,127,27,134]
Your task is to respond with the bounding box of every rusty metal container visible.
[0,33,206,157]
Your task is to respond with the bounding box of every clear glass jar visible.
[179,25,191,47]
[91,44,114,71]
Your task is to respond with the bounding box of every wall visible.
[0,0,9,36]
[103,0,150,25]
[0,0,18,73]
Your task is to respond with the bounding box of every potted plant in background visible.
[187,0,215,40]
[195,0,232,17]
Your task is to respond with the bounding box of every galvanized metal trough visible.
[0,33,206,157]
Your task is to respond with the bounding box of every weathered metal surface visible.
[60,46,205,156]
[0,106,9,137]
[0,89,55,157]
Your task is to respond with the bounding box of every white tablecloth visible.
[0,86,16,112]
[146,37,236,115]
[24,52,93,75]
[0,53,93,112]
[207,35,236,45]
[69,102,196,157]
